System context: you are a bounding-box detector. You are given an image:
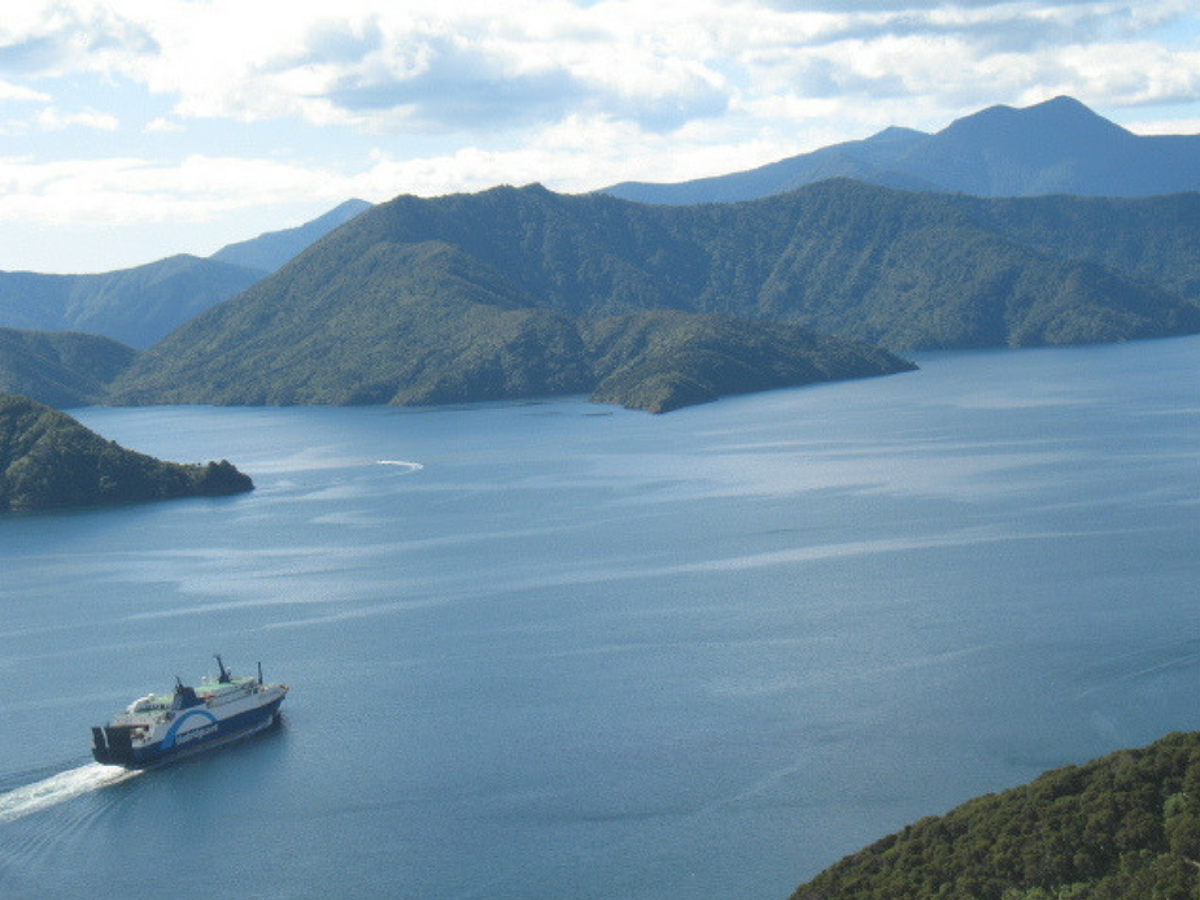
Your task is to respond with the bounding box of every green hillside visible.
[0,327,135,408]
[790,731,1200,900]
[159,180,1200,349]
[584,312,912,413]
[109,242,913,411]
[950,192,1200,306]
[108,180,1199,411]
[0,392,252,512]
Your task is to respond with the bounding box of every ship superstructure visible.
[91,656,287,767]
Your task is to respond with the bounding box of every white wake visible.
[376,459,423,472]
[0,763,141,824]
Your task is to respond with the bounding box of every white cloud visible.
[0,154,349,227]
[0,80,48,103]
[35,106,119,131]
[1129,115,1200,134]
[2,0,1190,139]
[144,116,183,133]
[1,0,1200,272]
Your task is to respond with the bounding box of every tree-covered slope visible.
[108,241,914,412]
[107,179,1200,411]
[0,327,135,408]
[949,192,1200,306]
[110,241,591,406]
[118,179,1200,374]
[790,731,1200,900]
[0,392,253,512]
[734,180,1197,349]
[324,181,1200,349]
[584,312,913,413]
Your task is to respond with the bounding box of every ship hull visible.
[92,694,284,768]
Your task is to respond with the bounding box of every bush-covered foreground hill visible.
[0,392,252,512]
[790,731,1200,900]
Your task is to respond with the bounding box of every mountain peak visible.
[1022,95,1131,135]
[872,125,928,142]
[942,95,1131,143]
[600,96,1194,204]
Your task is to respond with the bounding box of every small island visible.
[0,391,253,512]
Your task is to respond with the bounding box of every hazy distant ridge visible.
[0,200,372,350]
[210,199,372,273]
[604,96,1200,204]
[0,255,265,350]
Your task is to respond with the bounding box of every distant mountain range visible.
[0,199,371,349]
[604,96,1200,204]
[0,391,252,511]
[0,255,265,350]
[8,95,1200,415]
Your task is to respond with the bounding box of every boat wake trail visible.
[376,459,423,472]
[0,763,141,824]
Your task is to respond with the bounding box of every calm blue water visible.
[2,338,1199,900]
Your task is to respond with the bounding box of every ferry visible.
[91,656,287,767]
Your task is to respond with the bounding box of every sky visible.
[3,1,1200,274]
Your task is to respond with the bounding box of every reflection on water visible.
[1,338,1199,900]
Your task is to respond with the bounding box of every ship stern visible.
[91,725,139,766]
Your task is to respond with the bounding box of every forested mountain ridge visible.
[0,392,252,512]
[304,179,1200,348]
[789,730,1200,900]
[108,240,915,412]
[108,180,1200,414]
[23,176,1200,414]
[945,192,1200,304]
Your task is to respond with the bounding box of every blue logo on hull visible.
[161,709,219,750]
